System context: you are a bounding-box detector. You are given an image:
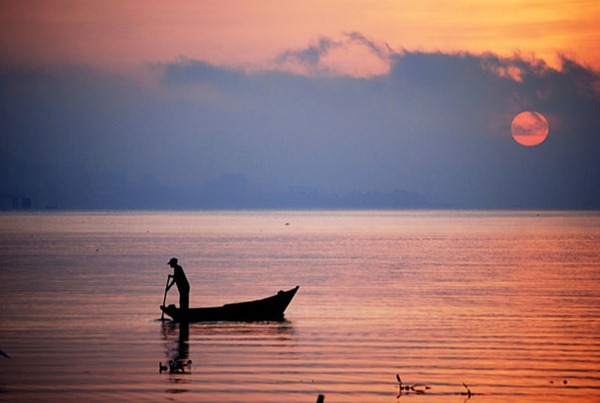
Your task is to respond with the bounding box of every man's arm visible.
[166,274,175,290]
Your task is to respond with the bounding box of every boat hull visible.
[160,286,299,322]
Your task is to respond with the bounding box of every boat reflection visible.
[159,320,297,398]
[160,320,296,373]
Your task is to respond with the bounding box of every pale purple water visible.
[0,210,599,402]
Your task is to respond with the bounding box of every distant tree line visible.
[0,166,426,210]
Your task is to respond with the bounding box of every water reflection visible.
[159,320,296,375]
[2,211,599,402]
[160,321,192,393]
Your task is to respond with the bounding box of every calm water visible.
[0,210,599,402]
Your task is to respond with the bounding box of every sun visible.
[511,111,549,146]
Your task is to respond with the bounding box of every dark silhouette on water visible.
[160,321,192,375]
[160,275,170,321]
[395,374,430,397]
[457,382,484,399]
[462,382,473,398]
[166,257,190,312]
[166,358,192,374]
[159,257,299,322]
[160,286,299,322]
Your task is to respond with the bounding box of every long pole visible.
[160,276,170,320]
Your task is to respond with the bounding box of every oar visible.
[160,276,170,321]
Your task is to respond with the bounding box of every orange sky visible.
[1,0,599,74]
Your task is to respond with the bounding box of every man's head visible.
[168,257,178,267]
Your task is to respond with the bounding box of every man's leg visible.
[180,292,189,311]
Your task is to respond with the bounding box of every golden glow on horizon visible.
[1,0,599,74]
[511,111,549,146]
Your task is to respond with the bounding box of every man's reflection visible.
[160,321,192,374]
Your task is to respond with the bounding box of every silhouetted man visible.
[167,257,190,311]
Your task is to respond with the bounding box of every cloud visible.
[1,37,599,209]
[273,32,392,77]
[162,57,246,87]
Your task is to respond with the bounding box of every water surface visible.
[0,210,599,402]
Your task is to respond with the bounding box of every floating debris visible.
[456,382,485,398]
[159,362,168,373]
[461,382,473,398]
[395,374,431,397]
[0,349,9,359]
[159,359,192,374]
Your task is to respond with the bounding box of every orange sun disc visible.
[511,111,549,146]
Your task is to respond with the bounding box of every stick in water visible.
[160,276,170,320]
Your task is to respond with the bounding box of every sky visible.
[1,0,599,209]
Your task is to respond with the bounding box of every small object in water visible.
[411,384,430,394]
[168,360,179,374]
[462,382,472,397]
[396,374,429,395]
[563,379,568,385]
[167,359,192,374]
[316,394,325,403]
[0,349,9,359]
[159,362,168,373]
[396,374,408,391]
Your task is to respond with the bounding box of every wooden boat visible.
[160,286,299,322]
